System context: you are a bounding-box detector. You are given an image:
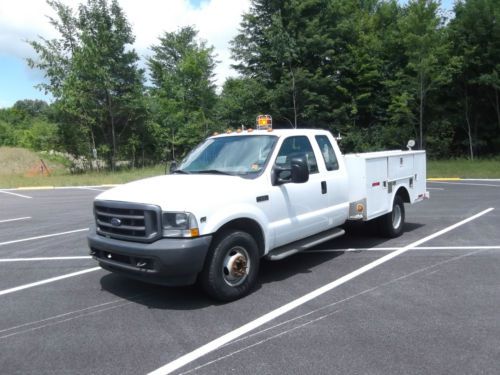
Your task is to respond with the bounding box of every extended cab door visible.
[267,135,331,247]
[313,134,349,226]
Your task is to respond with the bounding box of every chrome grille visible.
[94,201,161,242]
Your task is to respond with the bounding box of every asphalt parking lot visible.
[1,180,499,375]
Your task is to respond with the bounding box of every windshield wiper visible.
[172,169,191,174]
[191,169,234,175]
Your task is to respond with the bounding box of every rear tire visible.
[379,195,405,238]
[200,230,260,302]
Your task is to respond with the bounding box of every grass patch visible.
[0,146,166,188]
[428,158,500,178]
[0,165,165,189]
[0,147,67,175]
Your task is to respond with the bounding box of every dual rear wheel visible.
[379,195,405,238]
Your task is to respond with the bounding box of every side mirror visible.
[272,156,309,185]
[168,161,178,174]
[290,156,309,183]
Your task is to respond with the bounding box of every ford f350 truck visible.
[88,120,428,301]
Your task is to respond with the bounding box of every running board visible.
[266,227,345,261]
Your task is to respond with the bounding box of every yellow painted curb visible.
[427,178,462,181]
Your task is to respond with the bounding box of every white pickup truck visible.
[87,126,428,301]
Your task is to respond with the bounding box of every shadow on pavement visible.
[99,273,214,310]
[313,221,424,250]
[99,220,425,309]
[258,251,343,285]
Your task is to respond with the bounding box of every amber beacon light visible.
[256,115,272,130]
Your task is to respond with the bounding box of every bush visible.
[18,120,60,151]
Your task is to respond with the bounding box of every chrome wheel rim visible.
[222,246,250,287]
[392,204,402,229]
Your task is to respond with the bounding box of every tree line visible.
[1,0,498,170]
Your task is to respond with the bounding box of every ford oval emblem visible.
[110,217,122,226]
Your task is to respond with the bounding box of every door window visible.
[275,136,318,174]
[315,135,339,171]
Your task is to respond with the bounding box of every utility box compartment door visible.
[388,154,414,181]
[365,158,389,218]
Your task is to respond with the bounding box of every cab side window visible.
[315,135,339,171]
[275,136,318,174]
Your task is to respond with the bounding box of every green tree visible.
[13,100,49,118]
[397,0,458,149]
[0,101,61,151]
[216,77,269,129]
[231,0,405,150]
[449,0,500,157]
[28,0,146,169]
[0,120,15,146]
[147,26,217,159]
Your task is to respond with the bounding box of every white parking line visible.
[75,187,105,192]
[427,187,445,190]
[0,217,31,224]
[0,228,88,247]
[0,256,92,263]
[1,185,118,191]
[415,245,500,250]
[148,207,494,375]
[0,190,32,199]
[307,245,500,253]
[461,179,500,181]
[0,267,101,297]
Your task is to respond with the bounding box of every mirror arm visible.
[272,165,291,186]
[168,160,178,174]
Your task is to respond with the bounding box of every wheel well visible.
[215,219,265,257]
[396,186,410,203]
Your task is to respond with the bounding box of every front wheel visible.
[200,230,260,302]
[379,195,405,238]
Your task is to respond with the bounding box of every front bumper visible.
[87,228,212,286]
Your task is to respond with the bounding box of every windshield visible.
[177,135,278,176]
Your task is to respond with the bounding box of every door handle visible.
[321,181,327,194]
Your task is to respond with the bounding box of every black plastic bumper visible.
[87,229,212,286]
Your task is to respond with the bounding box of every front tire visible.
[200,230,260,302]
[379,195,405,238]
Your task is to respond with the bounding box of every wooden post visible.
[40,159,51,176]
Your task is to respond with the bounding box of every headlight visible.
[161,212,199,238]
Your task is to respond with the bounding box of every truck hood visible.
[95,174,258,212]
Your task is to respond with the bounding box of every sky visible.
[0,0,454,108]
[0,0,251,108]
